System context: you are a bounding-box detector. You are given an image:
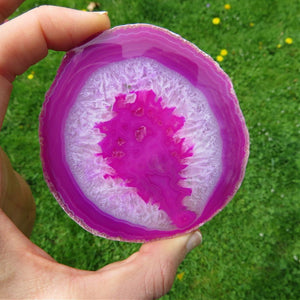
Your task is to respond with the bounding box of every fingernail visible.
[93,11,108,16]
[186,231,202,253]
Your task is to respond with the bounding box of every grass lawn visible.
[1,0,299,299]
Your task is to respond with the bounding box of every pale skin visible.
[0,2,202,299]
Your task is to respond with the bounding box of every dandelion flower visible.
[212,17,221,25]
[27,71,34,80]
[220,49,228,56]
[249,22,255,27]
[177,272,185,281]
[285,37,293,44]
[216,55,224,62]
[277,44,282,48]
[224,4,231,10]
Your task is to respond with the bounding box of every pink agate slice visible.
[39,24,249,242]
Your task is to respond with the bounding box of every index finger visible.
[0,5,110,129]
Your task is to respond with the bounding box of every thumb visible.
[90,231,202,299]
[137,231,202,298]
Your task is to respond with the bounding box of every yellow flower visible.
[27,71,35,80]
[249,22,255,27]
[224,4,231,10]
[277,44,282,48]
[285,37,293,45]
[176,272,185,281]
[212,17,221,25]
[216,55,224,62]
[220,49,228,56]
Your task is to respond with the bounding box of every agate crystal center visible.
[96,90,196,228]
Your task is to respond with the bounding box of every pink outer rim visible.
[39,24,250,242]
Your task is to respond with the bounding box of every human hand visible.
[0,4,202,299]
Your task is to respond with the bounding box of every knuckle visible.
[33,5,57,20]
[31,5,52,22]
[32,5,48,16]
[34,5,52,13]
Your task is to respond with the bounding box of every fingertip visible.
[34,6,111,50]
[75,8,111,29]
[186,230,202,253]
[141,230,202,259]
[90,10,111,31]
